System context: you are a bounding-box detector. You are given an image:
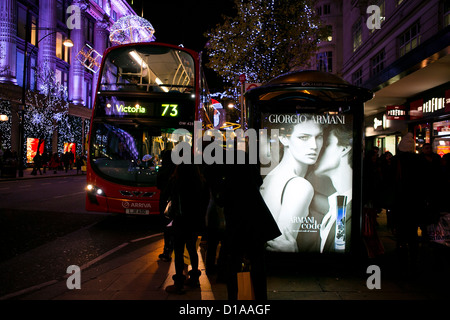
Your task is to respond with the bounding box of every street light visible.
[63,39,74,47]
[18,20,73,177]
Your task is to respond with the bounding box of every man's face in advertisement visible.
[314,131,341,176]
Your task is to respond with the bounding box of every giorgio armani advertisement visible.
[259,113,353,254]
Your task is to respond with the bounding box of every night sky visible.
[143,0,235,51]
[128,0,236,91]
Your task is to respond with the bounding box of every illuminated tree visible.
[24,62,71,154]
[205,0,324,92]
[0,100,12,150]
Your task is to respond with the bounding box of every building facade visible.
[314,0,450,156]
[0,0,145,168]
[313,0,344,76]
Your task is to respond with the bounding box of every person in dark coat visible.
[219,148,281,300]
[165,162,209,294]
[418,143,442,227]
[62,151,71,172]
[156,149,177,262]
[32,153,43,175]
[391,133,423,267]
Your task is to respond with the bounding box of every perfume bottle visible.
[334,195,347,252]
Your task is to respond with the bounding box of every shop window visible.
[414,123,431,153]
[433,120,450,157]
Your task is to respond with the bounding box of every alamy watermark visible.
[66,5,82,30]
[66,265,81,290]
[366,265,381,289]
[367,5,382,30]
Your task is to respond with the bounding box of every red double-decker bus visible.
[85,42,212,214]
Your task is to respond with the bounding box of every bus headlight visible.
[87,184,104,196]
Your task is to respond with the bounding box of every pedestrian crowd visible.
[156,144,281,299]
[362,133,450,269]
[29,150,87,176]
[0,148,87,177]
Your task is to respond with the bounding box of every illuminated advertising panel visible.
[64,142,76,155]
[26,138,45,163]
[259,112,353,254]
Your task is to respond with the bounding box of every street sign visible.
[245,83,262,91]
[239,74,246,83]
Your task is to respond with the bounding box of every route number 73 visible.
[161,104,178,117]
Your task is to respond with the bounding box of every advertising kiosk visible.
[245,71,373,255]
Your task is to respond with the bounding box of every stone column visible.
[38,0,57,75]
[0,0,17,84]
[69,0,89,106]
[92,17,109,102]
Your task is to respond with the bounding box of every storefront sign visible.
[423,97,445,113]
[410,95,447,118]
[386,105,406,120]
[373,114,387,131]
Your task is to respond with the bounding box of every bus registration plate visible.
[126,209,150,215]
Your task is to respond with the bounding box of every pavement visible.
[2,167,450,315]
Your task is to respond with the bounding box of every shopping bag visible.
[237,271,255,300]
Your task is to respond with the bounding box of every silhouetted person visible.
[441,153,450,212]
[31,153,42,175]
[201,139,227,280]
[156,149,177,262]
[62,151,71,172]
[165,163,209,294]
[220,148,281,300]
[41,151,49,173]
[363,148,382,213]
[391,133,422,269]
[419,143,442,227]
[49,153,60,173]
[379,151,396,229]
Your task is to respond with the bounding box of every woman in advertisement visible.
[260,115,324,252]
